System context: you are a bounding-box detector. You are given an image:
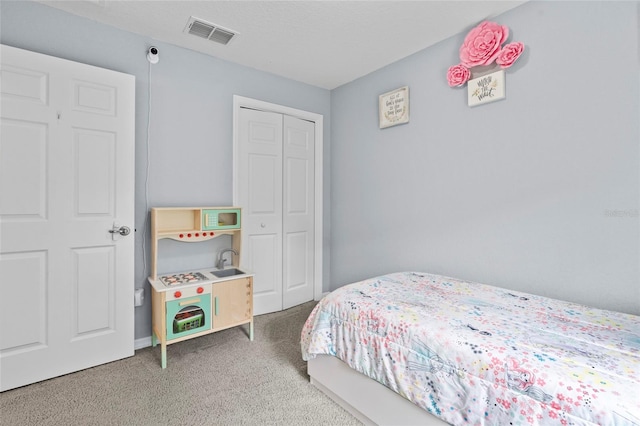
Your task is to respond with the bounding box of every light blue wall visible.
[331,1,639,315]
[2,0,638,348]
[0,0,332,340]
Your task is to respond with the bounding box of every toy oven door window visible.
[166,294,212,340]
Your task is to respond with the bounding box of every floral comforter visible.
[301,272,640,425]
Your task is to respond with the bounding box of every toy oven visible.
[166,291,212,340]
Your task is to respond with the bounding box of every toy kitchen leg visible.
[151,287,169,368]
[150,328,167,368]
[161,342,167,369]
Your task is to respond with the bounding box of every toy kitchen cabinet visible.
[148,207,253,368]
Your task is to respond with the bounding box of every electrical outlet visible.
[134,288,144,307]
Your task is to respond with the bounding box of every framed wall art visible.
[379,86,409,129]
[467,70,506,107]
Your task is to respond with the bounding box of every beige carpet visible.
[0,302,360,426]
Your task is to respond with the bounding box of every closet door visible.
[238,108,284,314]
[282,115,315,309]
[237,108,315,315]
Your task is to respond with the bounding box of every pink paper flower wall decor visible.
[447,64,471,87]
[496,42,525,68]
[447,21,525,88]
[459,21,509,67]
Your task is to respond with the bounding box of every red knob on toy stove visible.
[187,233,192,238]
[179,234,184,238]
[195,233,200,237]
[197,287,204,294]
[174,291,182,298]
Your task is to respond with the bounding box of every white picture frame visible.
[467,70,506,107]
[379,86,409,129]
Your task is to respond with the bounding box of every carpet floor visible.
[0,301,360,426]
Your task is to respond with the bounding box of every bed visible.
[301,272,640,425]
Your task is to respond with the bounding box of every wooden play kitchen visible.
[148,207,253,368]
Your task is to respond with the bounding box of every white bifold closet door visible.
[237,108,315,315]
[0,44,135,391]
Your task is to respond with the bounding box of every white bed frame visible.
[308,355,450,426]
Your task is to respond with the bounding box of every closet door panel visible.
[247,233,280,297]
[282,115,315,309]
[238,108,283,315]
[285,231,309,290]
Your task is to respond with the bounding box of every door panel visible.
[286,157,310,213]
[238,108,283,315]
[248,154,279,214]
[0,44,135,391]
[285,231,309,290]
[74,129,115,215]
[72,79,117,116]
[247,233,280,297]
[0,119,48,218]
[72,246,114,336]
[0,251,47,352]
[0,64,48,105]
[282,115,314,309]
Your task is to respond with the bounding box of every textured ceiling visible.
[34,1,526,89]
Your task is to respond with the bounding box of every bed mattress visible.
[301,272,640,425]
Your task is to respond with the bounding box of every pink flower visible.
[496,42,525,68]
[446,64,470,87]
[459,21,509,67]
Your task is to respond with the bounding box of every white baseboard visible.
[135,336,152,350]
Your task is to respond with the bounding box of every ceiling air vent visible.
[184,17,237,45]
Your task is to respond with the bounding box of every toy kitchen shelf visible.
[148,207,253,369]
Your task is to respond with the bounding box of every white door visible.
[238,109,284,315]
[282,115,315,309]
[0,45,135,391]
[237,108,315,315]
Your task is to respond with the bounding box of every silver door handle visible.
[109,225,131,236]
[260,223,266,228]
